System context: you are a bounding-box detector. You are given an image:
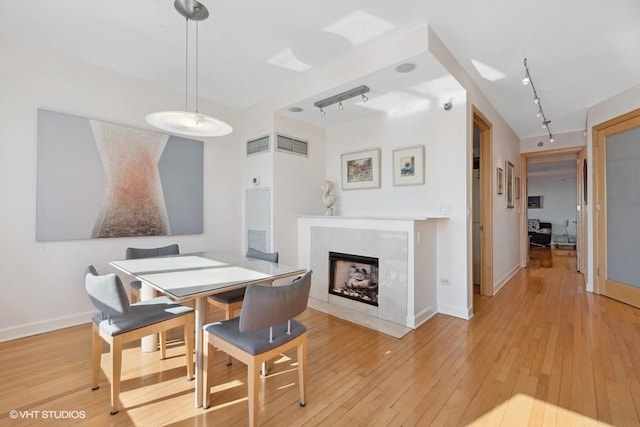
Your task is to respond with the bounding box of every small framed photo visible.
[393,146,424,186]
[528,195,543,208]
[341,149,380,190]
[506,161,514,208]
[496,167,504,195]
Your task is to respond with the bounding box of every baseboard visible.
[493,265,522,295]
[0,310,96,343]
[413,304,438,328]
[437,303,472,320]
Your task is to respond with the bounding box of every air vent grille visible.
[276,134,308,157]
[246,135,270,156]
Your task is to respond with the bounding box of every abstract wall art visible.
[37,110,203,241]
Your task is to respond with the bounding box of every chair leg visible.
[248,358,261,427]
[91,325,101,391]
[203,337,214,409]
[184,320,194,380]
[225,306,233,366]
[159,330,167,360]
[297,337,307,406]
[110,338,123,415]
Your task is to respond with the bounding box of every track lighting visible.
[314,85,370,116]
[522,58,554,143]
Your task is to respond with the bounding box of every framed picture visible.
[496,167,504,195]
[515,176,521,200]
[341,149,380,190]
[393,146,424,186]
[506,161,514,208]
[528,195,543,208]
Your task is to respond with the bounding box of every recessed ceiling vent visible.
[276,134,308,157]
[246,135,270,156]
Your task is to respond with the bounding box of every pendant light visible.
[145,0,232,137]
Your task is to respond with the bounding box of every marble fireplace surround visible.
[297,216,445,338]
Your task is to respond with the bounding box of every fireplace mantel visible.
[297,215,447,337]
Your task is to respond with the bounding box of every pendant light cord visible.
[185,17,189,112]
[196,18,199,114]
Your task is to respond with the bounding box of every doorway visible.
[594,109,640,307]
[473,108,493,296]
[521,147,586,272]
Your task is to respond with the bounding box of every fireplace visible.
[328,252,379,306]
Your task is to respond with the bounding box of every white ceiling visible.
[1,0,638,138]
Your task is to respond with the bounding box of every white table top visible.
[110,250,306,301]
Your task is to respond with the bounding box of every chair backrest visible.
[125,244,180,260]
[239,270,311,333]
[246,248,279,263]
[85,265,130,319]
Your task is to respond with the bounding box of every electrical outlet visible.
[440,278,451,286]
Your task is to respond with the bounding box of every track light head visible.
[522,76,530,85]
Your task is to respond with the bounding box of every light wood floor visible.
[3,253,640,426]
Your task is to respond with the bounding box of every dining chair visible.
[208,248,278,365]
[85,265,194,415]
[126,243,180,304]
[125,244,180,357]
[203,270,312,426]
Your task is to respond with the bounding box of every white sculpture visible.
[321,180,336,216]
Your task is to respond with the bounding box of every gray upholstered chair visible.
[125,244,180,357]
[126,244,180,303]
[85,265,194,415]
[208,248,278,317]
[208,248,279,366]
[203,270,311,426]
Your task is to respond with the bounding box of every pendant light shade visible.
[145,111,232,137]
[146,0,232,137]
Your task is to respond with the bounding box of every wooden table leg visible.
[195,296,206,408]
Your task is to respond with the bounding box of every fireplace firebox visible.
[329,251,379,306]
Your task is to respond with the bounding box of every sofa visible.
[528,219,552,246]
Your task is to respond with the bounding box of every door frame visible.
[521,146,586,272]
[473,107,493,296]
[593,108,640,297]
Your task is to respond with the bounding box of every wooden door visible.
[595,110,640,307]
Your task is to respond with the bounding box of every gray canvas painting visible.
[36,109,203,241]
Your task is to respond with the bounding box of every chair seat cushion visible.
[209,288,246,304]
[92,296,193,336]
[204,318,306,355]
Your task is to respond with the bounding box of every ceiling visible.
[1,0,638,138]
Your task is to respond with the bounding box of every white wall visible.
[585,83,640,292]
[272,115,326,264]
[427,28,522,299]
[527,174,578,236]
[521,130,586,153]
[0,37,243,341]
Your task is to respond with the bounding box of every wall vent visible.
[246,135,270,156]
[276,134,308,157]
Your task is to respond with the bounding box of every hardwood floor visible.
[2,253,640,426]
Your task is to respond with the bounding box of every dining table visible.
[110,250,306,408]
